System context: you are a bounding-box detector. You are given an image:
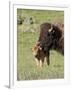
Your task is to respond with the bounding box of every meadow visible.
[17,9,64,80]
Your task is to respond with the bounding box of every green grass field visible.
[17,9,64,80]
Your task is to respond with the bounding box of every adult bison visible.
[32,22,64,67]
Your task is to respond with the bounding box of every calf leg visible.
[35,58,39,67]
[39,59,44,68]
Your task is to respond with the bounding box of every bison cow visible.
[32,22,64,68]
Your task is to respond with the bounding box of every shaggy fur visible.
[32,22,64,67]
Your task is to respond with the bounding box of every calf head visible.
[32,42,42,57]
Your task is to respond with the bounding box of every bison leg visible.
[46,52,50,65]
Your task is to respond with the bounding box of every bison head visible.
[39,23,63,52]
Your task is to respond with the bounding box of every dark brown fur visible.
[32,22,64,67]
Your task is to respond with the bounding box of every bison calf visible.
[32,42,50,68]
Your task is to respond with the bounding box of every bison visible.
[32,22,64,68]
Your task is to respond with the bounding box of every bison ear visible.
[48,25,53,32]
[36,42,40,46]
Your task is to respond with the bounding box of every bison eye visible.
[51,30,55,34]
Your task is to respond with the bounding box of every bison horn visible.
[48,25,53,32]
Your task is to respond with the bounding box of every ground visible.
[17,9,64,80]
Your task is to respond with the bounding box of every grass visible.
[17,9,64,80]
